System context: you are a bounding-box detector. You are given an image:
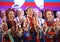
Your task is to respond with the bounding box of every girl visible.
[43,9,56,42]
[3,8,16,42]
[23,7,36,42]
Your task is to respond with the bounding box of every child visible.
[43,9,56,42]
[23,7,36,42]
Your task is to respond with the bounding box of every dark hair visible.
[6,8,15,19]
[25,7,32,12]
[43,9,54,18]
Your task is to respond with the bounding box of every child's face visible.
[8,11,15,20]
[17,10,24,16]
[17,10,21,16]
[34,11,39,18]
[56,18,60,26]
[26,8,33,16]
[39,12,42,18]
[56,11,60,18]
[46,11,54,20]
[1,11,6,18]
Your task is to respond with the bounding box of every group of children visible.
[0,7,60,42]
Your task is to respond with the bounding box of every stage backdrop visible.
[0,0,60,11]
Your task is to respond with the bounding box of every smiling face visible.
[17,9,24,17]
[1,10,6,20]
[1,11,6,17]
[39,12,42,18]
[8,11,15,21]
[46,11,54,21]
[34,12,39,18]
[33,10,39,18]
[56,18,60,26]
[56,11,60,18]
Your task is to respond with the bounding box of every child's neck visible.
[28,15,33,17]
[8,18,13,21]
[47,18,53,21]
